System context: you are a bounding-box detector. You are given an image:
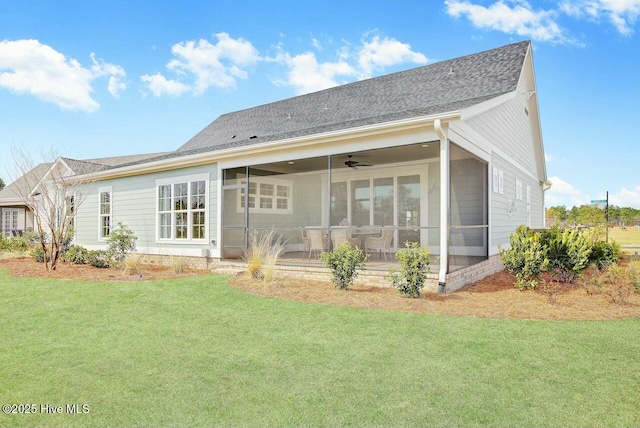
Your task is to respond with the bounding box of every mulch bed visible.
[0,257,207,282]
[228,267,640,320]
[1,257,639,320]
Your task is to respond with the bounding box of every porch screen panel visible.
[351,180,370,227]
[449,143,488,270]
[330,181,348,226]
[373,177,393,226]
[398,175,420,245]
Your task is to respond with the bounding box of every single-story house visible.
[1,40,547,292]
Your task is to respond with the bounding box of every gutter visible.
[66,111,461,183]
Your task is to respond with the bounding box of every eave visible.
[68,111,462,183]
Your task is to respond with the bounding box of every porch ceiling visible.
[250,141,442,174]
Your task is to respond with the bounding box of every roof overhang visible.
[67,111,462,183]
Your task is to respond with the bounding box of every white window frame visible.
[2,209,19,236]
[516,179,523,200]
[155,173,209,243]
[65,192,76,242]
[98,186,112,241]
[236,176,293,215]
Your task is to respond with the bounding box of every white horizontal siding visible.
[74,164,218,253]
[466,80,538,177]
[490,152,543,248]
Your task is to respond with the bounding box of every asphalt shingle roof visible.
[177,40,529,155]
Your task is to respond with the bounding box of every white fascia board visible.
[523,45,547,182]
[447,124,491,162]
[29,158,75,197]
[67,111,461,183]
[459,91,517,121]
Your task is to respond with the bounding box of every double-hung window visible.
[98,187,112,239]
[157,174,208,241]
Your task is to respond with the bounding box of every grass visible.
[1,269,639,427]
[609,226,640,246]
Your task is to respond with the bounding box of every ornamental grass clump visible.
[389,242,431,298]
[321,242,367,289]
[244,229,286,282]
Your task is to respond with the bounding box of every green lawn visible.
[610,226,640,246]
[1,269,639,427]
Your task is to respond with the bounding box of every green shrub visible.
[501,225,549,290]
[1,235,30,252]
[321,242,367,290]
[389,242,431,298]
[589,240,620,270]
[542,227,591,283]
[88,250,110,268]
[65,245,89,265]
[30,246,47,263]
[107,222,137,265]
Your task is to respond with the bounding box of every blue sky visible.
[1,0,639,208]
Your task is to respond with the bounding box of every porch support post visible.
[435,119,449,293]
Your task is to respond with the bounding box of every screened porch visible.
[221,141,488,273]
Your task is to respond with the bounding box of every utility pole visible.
[606,191,609,243]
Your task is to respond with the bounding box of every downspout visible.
[435,119,449,294]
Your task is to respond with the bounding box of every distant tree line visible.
[546,205,640,227]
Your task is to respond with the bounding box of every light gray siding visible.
[466,80,539,177]
[75,164,218,254]
[490,152,543,248]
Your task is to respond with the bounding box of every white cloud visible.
[545,176,590,207]
[445,0,567,43]
[610,185,640,208]
[273,32,428,94]
[357,34,428,77]
[275,51,356,95]
[143,32,260,96]
[107,76,127,98]
[0,39,125,111]
[140,73,190,97]
[560,0,640,35]
[545,153,554,163]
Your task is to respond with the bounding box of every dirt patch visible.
[0,257,207,282]
[2,257,639,320]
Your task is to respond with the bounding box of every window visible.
[516,179,523,200]
[238,177,292,214]
[157,175,208,241]
[64,195,76,239]
[98,187,112,239]
[2,209,19,236]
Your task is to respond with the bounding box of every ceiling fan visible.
[345,155,373,169]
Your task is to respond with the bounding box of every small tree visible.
[107,222,138,265]
[389,242,431,298]
[10,147,99,271]
[0,177,5,190]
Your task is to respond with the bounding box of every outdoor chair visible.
[307,229,327,260]
[365,227,394,261]
[300,228,311,258]
[330,229,361,249]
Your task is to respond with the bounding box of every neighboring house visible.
[0,154,169,237]
[4,40,547,292]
